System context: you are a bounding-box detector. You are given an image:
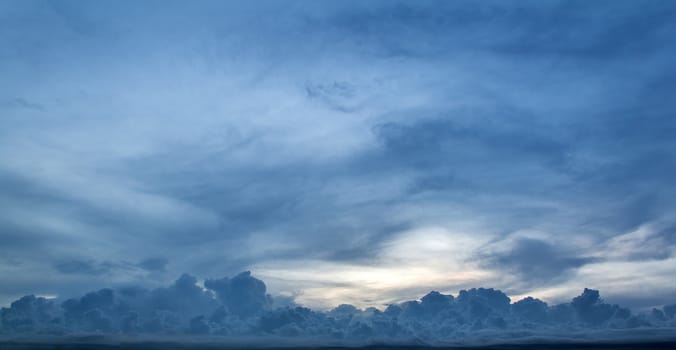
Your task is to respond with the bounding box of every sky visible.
[1,0,676,316]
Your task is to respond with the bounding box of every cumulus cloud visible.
[204,271,272,318]
[0,295,59,334]
[2,272,675,344]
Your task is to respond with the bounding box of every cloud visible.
[204,271,271,318]
[2,271,676,344]
[482,238,595,286]
[1,0,676,326]
[0,98,44,111]
[313,1,676,60]
[53,260,118,276]
[599,223,674,262]
[373,117,569,170]
[0,295,59,333]
[305,81,361,113]
[62,288,115,331]
[137,258,169,272]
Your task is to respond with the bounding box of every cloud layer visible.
[2,272,676,344]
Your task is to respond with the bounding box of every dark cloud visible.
[317,0,676,59]
[511,296,548,323]
[0,98,44,111]
[62,288,115,331]
[482,238,596,286]
[2,272,675,343]
[204,271,271,318]
[372,115,570,175]
[0,295,60,333]
[137,257,168,272]
[53,260,116,276]
[305,81,360,113]
[145,274,216,318]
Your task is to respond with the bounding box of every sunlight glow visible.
[255,226,494,309]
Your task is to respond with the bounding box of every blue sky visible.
[1,0,676,312]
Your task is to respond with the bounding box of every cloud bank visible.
[2,272,675,345]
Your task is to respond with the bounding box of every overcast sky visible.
[1,0,676,311]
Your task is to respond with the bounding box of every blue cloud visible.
[204,271,271,318]
[137,257,168,272]
[2,272,675,344]
[482,238,596,285]
[1,0,676,324]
